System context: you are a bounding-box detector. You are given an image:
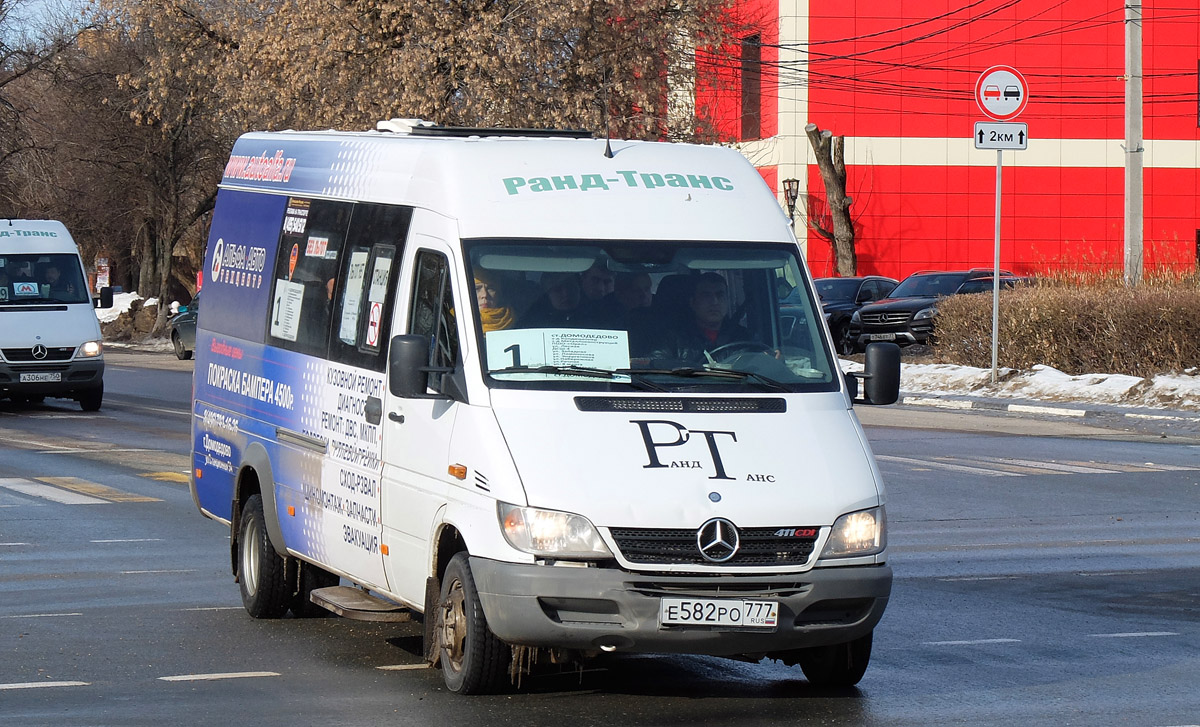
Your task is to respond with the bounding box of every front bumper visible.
[470,557,891,656]
[0,358,104,398]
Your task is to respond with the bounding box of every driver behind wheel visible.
[648,272,751,365]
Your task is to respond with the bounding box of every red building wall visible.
[715,1,1199,278]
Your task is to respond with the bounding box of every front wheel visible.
[172,332,193,360]
[438,553,510,694]
[796,632,873,687]
[237,494,289,618]
[78,385,102,412]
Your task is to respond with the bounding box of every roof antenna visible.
[601,67,614,158]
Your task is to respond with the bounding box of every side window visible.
[408,250,460,391]
[328,203,411,371]
[267,198,353,357]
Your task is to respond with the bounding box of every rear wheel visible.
[78,385,102,412]
[796,632,873,687]
[237,494,289,618]
[438,553,510,694]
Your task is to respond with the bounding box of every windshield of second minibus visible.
[464,239,839,393]
[0,254,90,305]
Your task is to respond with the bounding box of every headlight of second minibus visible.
[498,503,612,559]
[820,507,886,559]
[78,340,103,357]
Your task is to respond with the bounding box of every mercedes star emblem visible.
[32,344,48,360]
[696,517,739,563]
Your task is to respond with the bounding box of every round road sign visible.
[975,65,1028,121]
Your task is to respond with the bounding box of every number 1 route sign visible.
[975,65,1028,120]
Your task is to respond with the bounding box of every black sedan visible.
[846,269,1012,351]
[168,291,199,360]
[812,276,898,354]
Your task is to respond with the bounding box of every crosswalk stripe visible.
[876,455,1020,477]
[965,457,1121,475]
[0,478,110,505]
[36,477,161,503]
[141,471,190,483]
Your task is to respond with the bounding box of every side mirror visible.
[94,286,114,309]
[849,342,901,406]
[388,334,455,399]
[389,334,433,399]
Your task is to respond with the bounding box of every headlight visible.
[78,340,103,358]
[820,507,886,558]
[913,307,936,321]
[498,503,612,559]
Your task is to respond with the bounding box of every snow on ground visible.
[95,291,143,324]
[894,362,1200,412]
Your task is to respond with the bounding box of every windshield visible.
[463,239,839,393]
[0,253,90,305]
[889,273,966,298]
[814,278,860,303]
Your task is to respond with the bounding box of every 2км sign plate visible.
[974,122,1028,150]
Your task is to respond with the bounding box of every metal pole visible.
[992,149,1002,384]
[1125,2,1144,286]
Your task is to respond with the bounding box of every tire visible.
[796,632,873,687]
[832,323,854,356]
[172,332,193,360]
[290,562,340,618]
[78,385,103,412]
[237,494,290,618]
[437,553,510,694]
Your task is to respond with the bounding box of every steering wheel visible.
[706,340,775,362]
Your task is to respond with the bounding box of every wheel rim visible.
[439,579,467,673]
[241,516,260,596]
[173,334,184,356]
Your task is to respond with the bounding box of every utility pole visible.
[1125,2,1144,286]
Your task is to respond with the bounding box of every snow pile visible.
[95,292,143,324]
[897,362,1200,412]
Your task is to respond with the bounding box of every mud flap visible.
[423,575,441,666]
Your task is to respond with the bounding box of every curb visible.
[898,394,1200,426]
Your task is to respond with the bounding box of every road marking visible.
[971,457,1120,475]
[938,576,1022,582]
[37,477,161,503]
[902,396,974,410]
[877,455,1020,477]
[377,664,430,671]
[0,478,110,505]
[141,471,190,483]
[0,681,90,690]
[158,672,280,682]
[1,542,30,546]
[1089,631,1179,638]
[924,638,1021,646]
[1,613,83,619]
[122,569,197,575]
[181,607,243,611]
[91,538,165,543]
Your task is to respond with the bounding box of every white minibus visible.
[0,219,112,410]
[190,121,900,693]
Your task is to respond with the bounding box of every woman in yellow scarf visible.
[474,269,515,332]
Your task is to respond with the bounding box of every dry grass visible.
[932,272,1200,377]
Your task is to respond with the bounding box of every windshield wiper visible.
[491,365,668,391]
[624,367,791,392]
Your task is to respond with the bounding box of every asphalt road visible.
[1,352,1197,726]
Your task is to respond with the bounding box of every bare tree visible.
[804,122,857,277]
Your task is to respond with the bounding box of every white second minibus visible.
[190,121,901,694]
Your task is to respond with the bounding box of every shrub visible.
[932,274,1200,377]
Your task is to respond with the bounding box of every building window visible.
[741,34,762,141]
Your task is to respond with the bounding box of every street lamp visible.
[782,178,800,224]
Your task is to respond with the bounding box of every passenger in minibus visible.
[474,269,514,332]
[520,272,587,327]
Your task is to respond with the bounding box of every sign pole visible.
[992,150,1002,384]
